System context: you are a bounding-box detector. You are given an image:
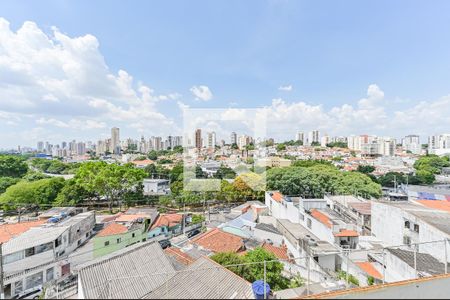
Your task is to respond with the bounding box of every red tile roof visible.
[271,192,283,203]
[191,228,244,253]
[416,200,450,214]
[311,209,332,228]
[115,214,147,222]
[262,243,289,261]
[0,220,46,243]
[356,262,382,279]
[164,247,195,265]
[150,214,183,230]
[97,223,128,237]
[334,229,359,237]
[101,212,124,223]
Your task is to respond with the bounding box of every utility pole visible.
[0,242,4,300]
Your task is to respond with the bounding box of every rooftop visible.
[348,202,372,215]
[355,262,382,280]
[415,200,450,214]
[142,256,253,299]
[262,242,289,260]
[150,214,183,230]
[96,223,128,237]
[164,247,195,271]
[78,241,175,299]
[0,219,46,243]
[388,248,449,276]
[310,209,332,228]
[4,226,68,255]
[254,223,281,235]
[191,228,244,253]
[334,229,359,237]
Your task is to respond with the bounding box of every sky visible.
[1,0,450,148]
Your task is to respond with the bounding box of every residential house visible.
[2,211,95,298]
[148,214,184,238]
[190,228,245,254]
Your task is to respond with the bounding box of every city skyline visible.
[1,2,450,147]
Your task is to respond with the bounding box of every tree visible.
[22,172,50,181]
[0,155,28,178]
[75,162,146,212]
[55,179,96,206]
[276,144,286,151]
[231,143,239,150]
[357,165,375,174]
[0,177,65,209]
[0,177,20,194]
[211,247,297,291]
[326,141,348,148]
[214,165,237,179]
[148,150,158,161]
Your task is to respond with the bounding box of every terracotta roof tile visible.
[97,223,128,237]
[150,214,183,230]
[416,200,450,214]
[262,243,289,261]
[164,247,195,265]
[271,192,283,203]
[191,228,244,253]
[311,209,332,228]
[334,229,359,237]
[355,262,382,280]
[0,220,46,243]
[115,214,147,222]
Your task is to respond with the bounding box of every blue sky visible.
[1,1,450,148]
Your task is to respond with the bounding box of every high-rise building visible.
[37,141,44,152]
[76,142,86,155]
[230,132,237,145]
[320,135,330,147]
[295,132,304,144]
[307,130,320,145]
[195,129,202,149]
[428,134,450,155]
[402,135,421,155]
[238,135,253,149]
[207,132,216,149]
[61,141,67,149]
[111,127,120,154]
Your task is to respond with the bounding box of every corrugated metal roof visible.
[3,226,68,255]
[78,241,176,299]
[142,256,254,299]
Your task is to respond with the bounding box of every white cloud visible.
[278,85,293,92]
[0,17,178,146]
[190,85,213,101]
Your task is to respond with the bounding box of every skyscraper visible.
[230,132,237,145]
[295,132,304,144]
[111,127,120,154]
[195,129,202,149]
[207,132,216,149]
[37,141,44,152]
[402,135,421,154]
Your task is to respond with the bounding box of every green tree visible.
[22,172,50,181]
[0,177,65,209]
[0,177,20,194]
[326,141,348,148]
[55,179,96,206]
[0,155,28,178]
[211,252,248,277]
[214,165,237,179]
[276,144,286,151]
[148,150,159,160]
[357,165,375,174]
[75,162,146,212]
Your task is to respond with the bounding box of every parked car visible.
[187,229,201,238]
[158,239,171,249]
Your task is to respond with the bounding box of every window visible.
[86,232,89,238]
[4,252,24,264]
[104,241,110,247]
[46,268,54,281]
[404,220,410,229]
[132,233,136,238]
[55,236,62,247]
[25,272,43,290]
[117,238,121,244]
[414,224,420,233]
[307,218,312,229]
[35,242,53,254]
[77,240,81,246]
[14,281,23,295]
[299,213,305,221]
[25,247,35,257]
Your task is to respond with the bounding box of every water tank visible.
[252,280,270,299]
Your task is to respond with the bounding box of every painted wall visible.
[93,228,145,258]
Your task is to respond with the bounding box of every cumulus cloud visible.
[190,85,213,101]
[278,85,293,92]
[0,17,178,146]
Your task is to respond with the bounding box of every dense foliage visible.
[267,163,381,198]
[211,247,301,291]
[326,141,348,148]
[30,158,79,174]
[0,155,28,177]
